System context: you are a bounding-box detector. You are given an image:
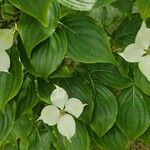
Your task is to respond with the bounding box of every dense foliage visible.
[0,0,150,149]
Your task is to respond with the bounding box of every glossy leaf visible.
[138,0,150,20]
[9,0,51,27]
[30,29,67,78]
[57,0,96,11]
[91,85,118,137]
[0,105,15,144]
[117,87,150,140]
[0,48,23,110]
[18,0,60,56]
[61,15,117,64]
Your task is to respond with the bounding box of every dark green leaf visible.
[117,87,150,140]
[96,125,129,150]
[91,85,118,137]
[0,105,15,144]
[134,65,150,96]
[15,75,39,117]
[18,0,60,56]
[88,63,133,89]
[30,28,67,78]
[61,15,117,64]
[0,48,23,110]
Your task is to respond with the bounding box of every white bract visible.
[38,85,87,141]
[0,29,14,73]
[118,22,150,81]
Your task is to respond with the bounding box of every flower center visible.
[60,109,65,116]
[145,47,150,55]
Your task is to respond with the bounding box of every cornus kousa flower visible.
[119,22,150,81]
[38,85,87,141]
[0,28,14,72]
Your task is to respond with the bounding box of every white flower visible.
[38,85,87,141]
[0,29,14,73]
[118,22,150,81]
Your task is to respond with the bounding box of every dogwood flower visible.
[38,85,87,141]
[0,29,14,72]
[118,22,150,81]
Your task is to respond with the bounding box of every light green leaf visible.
[57,0,96,11]
[96,125,129,150]
[138,0,150,20]
[61,15,117,64]
[30,28,67,78]
[9,0,51,27]
[0,48,23,110]
[55,121,90,150]
[91,85,118,137]
[117,87,150,140]
[18,0,60,56]
[0,104,15,145]
[88,63,133,89]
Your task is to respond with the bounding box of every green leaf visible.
[140,127,150,145]
[18,0,60,56]
[37,78,52,104]
[111,0,133,15]
[88,63,133,89]
[55,121,90,150]
[112,13,142,48]
[57,0,96,11]
[138,0,150,20]
[134,65,150,96]
[61,15,117,64]
[28,128,52,150]
[96,125,129,150]
[50,65,73,78]
[15,75,39,117]
[9,0,51,27]
[59,78,94,123]
[117,87,150,140]
[96,0,117,7]
[12,115,33,140]
[91,85,118,137]
[0,104,15,145]
[30,28,67,78]
[0,48,23,110]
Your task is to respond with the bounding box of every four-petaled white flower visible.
[0,29,14,73]
[38,85,87,141]
[118,22,150,81]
